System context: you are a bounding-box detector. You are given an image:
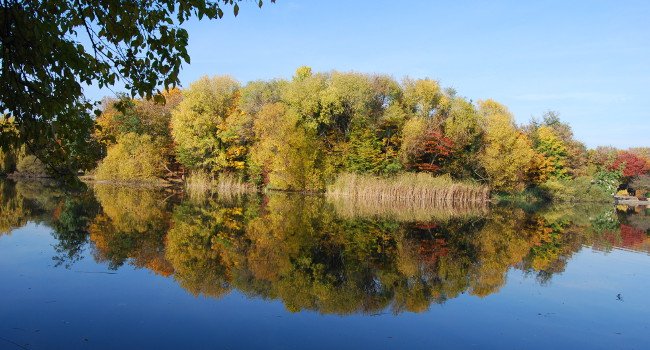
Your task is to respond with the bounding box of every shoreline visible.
[5,177,650,207]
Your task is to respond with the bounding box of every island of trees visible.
[1,66,649,203]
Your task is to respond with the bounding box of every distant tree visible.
[239,79,286,116]
[95,96,144,145]
[345,123,400,175]
[589,146,619,171]
[629,147,650,164]
[528,111,588,176]
[0,116,18,175]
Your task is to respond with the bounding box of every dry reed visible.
[326,173,490,221]
[185,171,256,200]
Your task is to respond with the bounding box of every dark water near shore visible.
[1,179,649,349]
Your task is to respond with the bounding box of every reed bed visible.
[326,173,490,221]
[185,171,255,200]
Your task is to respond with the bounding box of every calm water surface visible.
[1,179,649,349]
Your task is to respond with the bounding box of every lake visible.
[1,179,649,349]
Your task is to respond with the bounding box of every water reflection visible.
[1,179,649,314]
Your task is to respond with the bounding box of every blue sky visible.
[88,0,650,148]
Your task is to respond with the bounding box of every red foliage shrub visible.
[415,130,454,173]
[610,151,650,178]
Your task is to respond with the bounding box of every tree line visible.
[2,67,649,199]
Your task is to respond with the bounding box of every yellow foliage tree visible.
[94,133,165,181]
[535,126,569,180]
[478,99,535,192]
[170,75,249,174]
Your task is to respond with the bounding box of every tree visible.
[0,115,18,175]
[534,126,569,180]
[94,132,166,181]
[588,146,618,172]
[170,75,247,173]
[345,122,400,175]
[402,78,445,120]
[413,130,454,173]
[95,96,144,145]
[610,151,649,179]
[399,117,429,167]
[0,0,272,176]
[478,99,535,191]
[95,88,182,171]
[441,98,483,178]
[530,111,588,176]
[629,148,650,165]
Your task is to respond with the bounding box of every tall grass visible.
[328,172,490,202]
[185,170,255,200]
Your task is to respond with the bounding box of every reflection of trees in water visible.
[0,180,30,235]
[0,180,99,267]
[163,194,611,314]
[50,195,99,267]
[2,179,650,314]
[89,185,174,275]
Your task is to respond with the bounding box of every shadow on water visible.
[1,178,649,315]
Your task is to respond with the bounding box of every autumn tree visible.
[399,117,429,167]
[246,68,327,191]
[534,126,569,180]
[529,111,588,176]
[413,130,454,173]
[0,116,18,175]
[402,78,446,121]
[170,76,251,175]
[610,151,650,179]
[94,133,166,181]
[629,148,650,168]
[441,98,483,178]
[478,99,535,192]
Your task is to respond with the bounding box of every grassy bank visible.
[495,176,615,206]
